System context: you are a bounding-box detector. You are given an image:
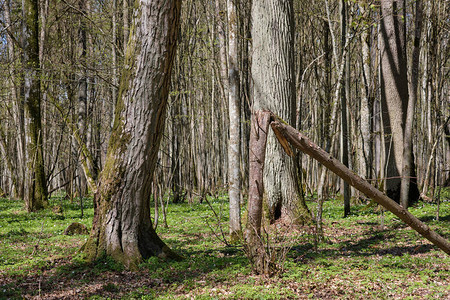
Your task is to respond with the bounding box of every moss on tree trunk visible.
[83,0,182,270]
[23,0,48,211]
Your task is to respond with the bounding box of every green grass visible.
[0,191,448,299]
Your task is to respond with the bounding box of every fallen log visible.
[268,111,449,255]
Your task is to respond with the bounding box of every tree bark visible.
[400,0,423,208]
[244,111,273,275]
[340,0,350,217]
[22,0,48,211]
[76,0,89,196]
[227,0,242,239]
[215,0,229,102]
[84,0,182,270]
[359,2,372,181]
[379,0,419,205]
[123,0,129,54]
[251,0,310,224]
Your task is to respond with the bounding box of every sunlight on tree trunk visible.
[227,0,242,240]
[83,0,182,270]
[251,0,311,225]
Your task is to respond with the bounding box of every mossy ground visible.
[0,190,448,299]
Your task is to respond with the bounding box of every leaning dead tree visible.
[244,111,273,274]
[245,110,450,275]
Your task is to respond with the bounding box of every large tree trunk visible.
[379,0,419,205]
[227,0,242,239]
[23,0,48,211]
[251,0,310,224]
[84,0,182,270]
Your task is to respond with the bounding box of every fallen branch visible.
[268,112,449,255]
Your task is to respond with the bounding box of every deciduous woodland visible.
[0,0,449,298]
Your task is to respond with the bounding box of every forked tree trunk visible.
[379,0,419,205]
[84,0,182,270]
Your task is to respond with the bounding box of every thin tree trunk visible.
[340,0,350,217]
[216,0,228,102]
[77,0,88,196]
[227,0,241,238]
[359,2,372,181]
[400,0,423,208]
[23,0,48,211]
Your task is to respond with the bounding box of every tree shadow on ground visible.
[289,216,448,263]
[418,214,450,223]
[1,245,248,299]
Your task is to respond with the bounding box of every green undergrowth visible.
[0,194,93,276]
[0,190,449,299]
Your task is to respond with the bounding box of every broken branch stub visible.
[244,110,274,275]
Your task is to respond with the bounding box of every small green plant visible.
[103,282,119,293]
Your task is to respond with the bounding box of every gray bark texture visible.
[84,0,182,270]
[359,2,372,181]
[77,0,88,196]
[401,0,423,208]
[251,0,310,224]
[227,0,242,238]
[379,0,419,204]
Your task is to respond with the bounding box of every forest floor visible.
[0,191,449,299]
